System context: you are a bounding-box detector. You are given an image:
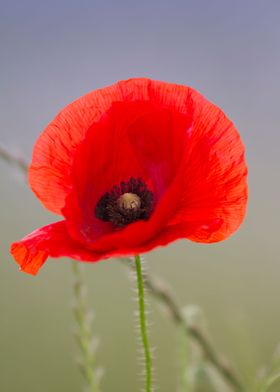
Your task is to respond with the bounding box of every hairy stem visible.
[124,258,244,392]
[72,261,100,392]
[134,255,153,392]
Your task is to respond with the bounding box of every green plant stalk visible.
[122,257,244,392]
[262,373,280,392]
[177,325,194,392]
[72,261,100,392]
[0,144,28,173]
[134,255,152,392]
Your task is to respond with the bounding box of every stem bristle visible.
[133,255,154,392]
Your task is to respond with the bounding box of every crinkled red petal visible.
[168,89,248,242]
[10,221,102,275]
[28,78,192,214]
[9,218,217,276]
[28,83,122,214]
[63,100,190,244]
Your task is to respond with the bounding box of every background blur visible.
[1,1,280,391]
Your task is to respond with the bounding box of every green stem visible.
[122,257,244,392]
[134,255,152,392]
[72,261,100,392]
[262,373,280,392]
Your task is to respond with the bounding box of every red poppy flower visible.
[10,78,248,275]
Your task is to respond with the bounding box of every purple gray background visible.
[1,1,280,391]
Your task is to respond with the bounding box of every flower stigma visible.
[95,177,154,228]
[117,193,141,211]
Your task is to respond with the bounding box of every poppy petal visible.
[62,99,191,244]
[28,84,122,214]
[168,89,248,242]
[28,78,191,215]
[10,221,101,275]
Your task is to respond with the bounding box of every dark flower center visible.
[95,177,154,227]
